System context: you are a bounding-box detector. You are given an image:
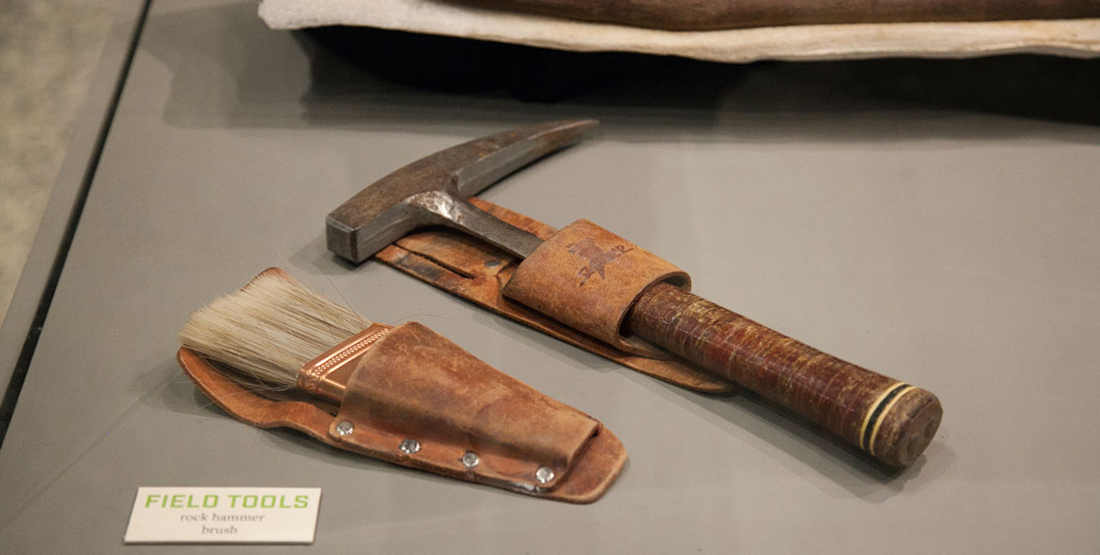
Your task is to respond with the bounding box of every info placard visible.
[124,487,321,544]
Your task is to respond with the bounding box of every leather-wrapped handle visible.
[627,283,942,467]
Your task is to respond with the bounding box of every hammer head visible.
[326,120,599,263]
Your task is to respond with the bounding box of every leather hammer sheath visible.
[374,199,737,394]
[178,322,627,503]
[373,200,941,466]
[451,0,1100,31]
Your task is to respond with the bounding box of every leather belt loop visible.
[503,219,691,357]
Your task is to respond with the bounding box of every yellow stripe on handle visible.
[859,383,914,454]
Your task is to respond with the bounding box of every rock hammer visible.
[327,120,942,467]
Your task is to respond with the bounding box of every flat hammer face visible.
[326,120,598,263]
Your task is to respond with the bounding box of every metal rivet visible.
[461,451,480,469]
[335,421,354,436]
[535,466,555,484]
[484,260,500,268]
[399,438,421,454]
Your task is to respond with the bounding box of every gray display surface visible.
[2,1,1099,553]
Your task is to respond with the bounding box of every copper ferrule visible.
[297,323,393,403]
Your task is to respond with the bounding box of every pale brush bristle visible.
[179,272,371,388]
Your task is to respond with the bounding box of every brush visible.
[179,268,392,403]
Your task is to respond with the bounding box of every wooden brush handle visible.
[627,283,941,467]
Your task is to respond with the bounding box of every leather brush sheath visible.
[178,268,626,503]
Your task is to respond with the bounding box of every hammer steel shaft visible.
[328,120,942,467]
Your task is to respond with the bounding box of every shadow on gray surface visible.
[682,384,953,499]
[306,24,1100,124]
[141,2,1100,143]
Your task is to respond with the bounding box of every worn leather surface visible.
[503,219,689,357]
[451,0,1100,30]
[332,322,605,494]
[374,199,737,394]
[177,322,627,503]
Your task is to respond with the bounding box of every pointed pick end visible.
[451,119,600,197]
